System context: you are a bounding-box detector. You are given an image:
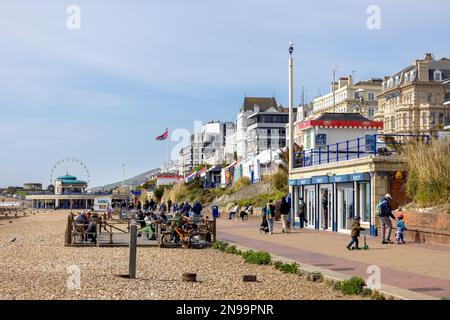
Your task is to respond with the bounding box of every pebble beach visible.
[0,211,353,300]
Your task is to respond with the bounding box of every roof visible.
[299,113,383,131]
[313,113,372,122]
[241,97,278,112]
[56,175,87,185]
[57,175,78,180]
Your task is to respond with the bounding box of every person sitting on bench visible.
[228,204,239,219]
[239,205,253,221]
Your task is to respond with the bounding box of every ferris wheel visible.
[49,157,90,185]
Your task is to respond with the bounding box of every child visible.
[396,214,407,244]
[346,216,365,250]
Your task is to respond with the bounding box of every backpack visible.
[376,199,385,216]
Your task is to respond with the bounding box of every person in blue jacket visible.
[377,194,397,244]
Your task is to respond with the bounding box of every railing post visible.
[302,150,306,167]
[346,141,349,160]
[310,149,314,165]
[319,147,322,165]
[357,138,360,158]
[373,134,377,155]
[336,143,339,162]
[327,145,330,163]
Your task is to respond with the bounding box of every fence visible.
[294,134,430,168]
[65,214,216,247]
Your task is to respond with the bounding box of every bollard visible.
[212,217,217,243]
[242,275,257,282]
[182,273,197,282]
[157,222,162,247]
[129,221,137,279]
[65,214,73,245]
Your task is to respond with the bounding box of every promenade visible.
[217,215,450,299]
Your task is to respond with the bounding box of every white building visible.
[235,97,290,160]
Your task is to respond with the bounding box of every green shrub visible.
[274,261,298,274]
[441,296,449,300]
[242,250,271,265]
[271,170,288,192]
[225,245,240,255]
[402,139,450,206]
[340,277,366,295]
[232,177,251,192]
[212,241,229,252]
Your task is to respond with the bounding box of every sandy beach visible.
[0,211,354,300]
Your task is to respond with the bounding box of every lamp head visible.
[288,41,294,55]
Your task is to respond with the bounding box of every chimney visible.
[348,74,353,86]
[424,53,434,61]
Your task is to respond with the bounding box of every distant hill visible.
[93,168,161,191]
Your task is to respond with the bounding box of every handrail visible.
[294,133,431,168]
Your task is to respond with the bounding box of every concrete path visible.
[216,216,450,299]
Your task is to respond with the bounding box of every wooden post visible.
[96,221,100,248]
[109,225,113,244]
[65,214,73,245]
[129,221,137,279]
[157,222,161,247]
[212,217,217,242]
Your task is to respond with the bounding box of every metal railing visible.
[294,134,430,168]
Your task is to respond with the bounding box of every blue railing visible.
[294,134,430,168]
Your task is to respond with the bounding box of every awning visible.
[223,161,238,171]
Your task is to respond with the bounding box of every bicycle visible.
[161,224,208,249]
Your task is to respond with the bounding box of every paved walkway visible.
[216,216,450,299]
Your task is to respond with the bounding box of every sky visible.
[0,0,449,188]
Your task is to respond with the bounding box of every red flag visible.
[155,128,168,141]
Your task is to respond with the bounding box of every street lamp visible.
[288,41,294,173]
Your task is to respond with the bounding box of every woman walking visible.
[266,200,276,235]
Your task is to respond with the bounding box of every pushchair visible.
[260,217,269,234]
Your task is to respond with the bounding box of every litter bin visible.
[211,205,219,218]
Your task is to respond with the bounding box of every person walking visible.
[280,197,290,233]
[321,191,328,230]
[377,194,396,244]
[167,199,172,213]
[266,200,276,235]
[297,198,307,228]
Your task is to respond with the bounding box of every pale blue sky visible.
[0,0,449,187]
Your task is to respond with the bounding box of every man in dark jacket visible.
[181,201,191,217]
[280,197,291,233]
[192,200,202,224]
[378,194,396,244]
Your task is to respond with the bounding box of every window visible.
[439,113,444,124]
[430,112,436,125]
[422,112,428,126]
[368,108,374,117]
[391,116,395,129]
[403,113,408,127]
[427,93,433,103]
[368,92,375,100]
[434,70,443,81]
[404,73,410,83]
[355,92,360,99]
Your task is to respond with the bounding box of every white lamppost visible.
[288,41,294,173]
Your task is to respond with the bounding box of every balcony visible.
[293,134,430,168]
